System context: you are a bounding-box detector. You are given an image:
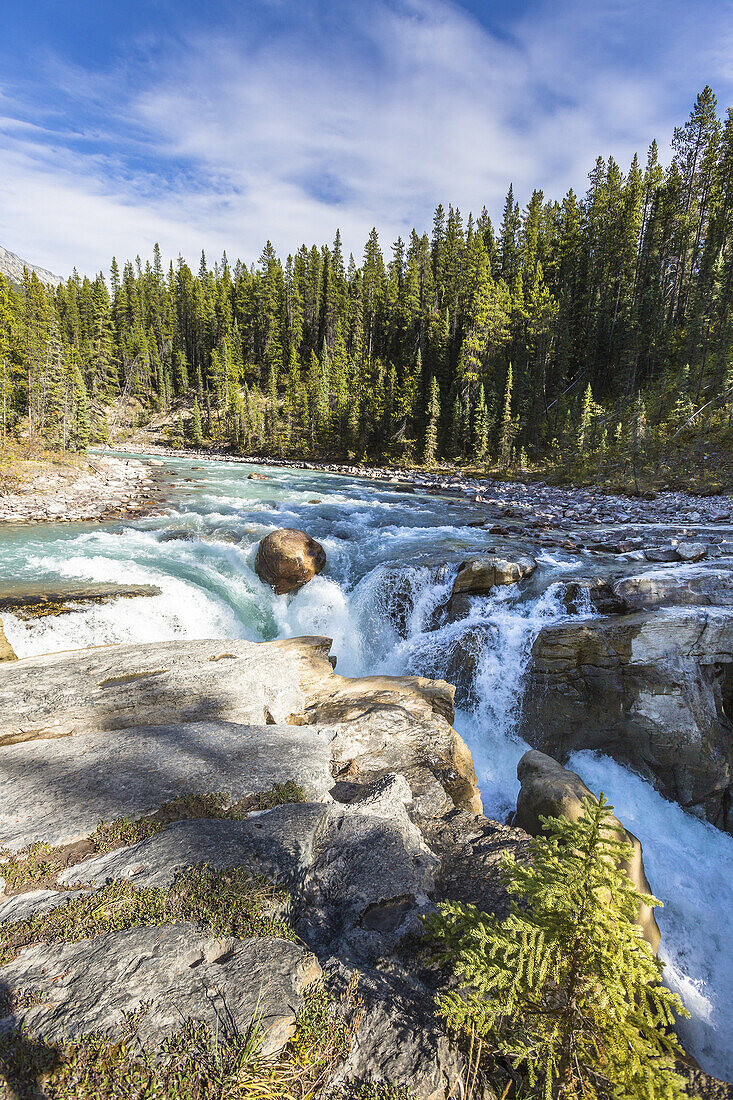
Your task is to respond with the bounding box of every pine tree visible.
[449,391,464,459]
[266,362,279,453]
[499,363,514,467]
[71,355,90,452]
[0,275,13,441]
[427,795,688,1100]
[473,382,489,461]
[424,375,440,466]
[191,395,204,447]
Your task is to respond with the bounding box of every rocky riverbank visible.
[0,454,162,524]
[118,441,732,528]
[0,636,488,1097]
[2,635,721,1096]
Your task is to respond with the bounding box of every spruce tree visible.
[73,360,91,452]
[499,363,514,467]
[424,375,440,466]
[191,396,204,447]
[473,382,489,462]
[0,275,13,441]
[427,795,688,1100]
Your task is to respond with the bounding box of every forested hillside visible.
[1,87,733,487]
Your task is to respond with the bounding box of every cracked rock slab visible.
[0,924,321,1057]
[58,791,440,963]
[303,788,440,959]
[59,805,332,890]
[0,888,93,925]
[0,636,335,742]
[0,721,331,852]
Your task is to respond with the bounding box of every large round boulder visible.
[514,750,660,951]
[255,528,326,595]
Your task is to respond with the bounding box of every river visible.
[2,451,732,1079]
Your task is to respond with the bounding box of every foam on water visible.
[3,453,732,1079]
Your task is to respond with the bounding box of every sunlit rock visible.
[255,527,326,594]
[514,749,660,951]
[523,609,733,831]
[451,553,536,596]
[0,617,16,661]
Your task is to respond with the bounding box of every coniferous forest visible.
[2,87,733,485]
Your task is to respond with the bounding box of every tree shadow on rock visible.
[0,981,60,1100]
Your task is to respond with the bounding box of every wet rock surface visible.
[0,581,162,619]
[452,553,537,595]
[612,567,733,610]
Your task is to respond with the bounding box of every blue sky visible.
[1,0,732,277]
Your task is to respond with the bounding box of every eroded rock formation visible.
[452,553,537,595]
[0,635,488,1098]
[522,608,733,830]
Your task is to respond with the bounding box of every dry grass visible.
[0,444,88,496]
[0,977,363,1100]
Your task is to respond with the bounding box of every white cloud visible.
[0,0,731,277]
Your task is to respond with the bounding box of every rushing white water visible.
[2,451,732,1079]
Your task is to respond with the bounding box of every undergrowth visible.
[0,782,306,894]
[0,977,362,1100]
[0,844,53,894]
[0,866,293,967]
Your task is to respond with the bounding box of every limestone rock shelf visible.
[0,635,485,1098]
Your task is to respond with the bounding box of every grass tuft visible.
[0,866,293,967]
[0,783,307,896]
[0,844,53,895]
[0,978,362,1100]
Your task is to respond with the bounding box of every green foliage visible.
[0,865,293,967]
[3,87,733,484]
[248,780,306,810]
[0,842,52,893]
[0,978,361,1100]
[341,1084,413,1100]
[426,796,689,1100]
[89,814,169,853]
[423,375,440,466]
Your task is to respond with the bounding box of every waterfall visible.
[351,561,733,1080]
[2,454,733,1080]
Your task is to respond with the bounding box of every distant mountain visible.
[0,244,63,288]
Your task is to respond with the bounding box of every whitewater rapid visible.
[2,452,732,1079]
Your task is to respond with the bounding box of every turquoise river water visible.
[2,452,732,1078]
